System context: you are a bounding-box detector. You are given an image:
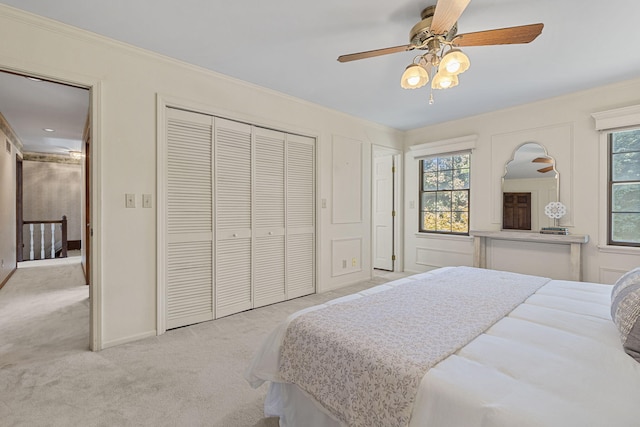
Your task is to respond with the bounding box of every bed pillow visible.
[611,267,640,362]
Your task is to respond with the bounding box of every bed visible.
[245,266,640,427]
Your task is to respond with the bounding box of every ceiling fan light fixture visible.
[337,0,544,104]
[439,49,470,75]
[401,64,429,89]
[432,72,458,90]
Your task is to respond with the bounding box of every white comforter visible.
[246,268,640,427]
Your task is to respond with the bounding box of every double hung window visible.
[419,152,470,234]
[609,129,640,246]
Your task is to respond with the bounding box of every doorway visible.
[372,146,402,272]
[0,69,94,348]
[503,192,532,230]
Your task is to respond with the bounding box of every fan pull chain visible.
[428,66,435,105]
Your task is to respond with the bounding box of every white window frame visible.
[592,105,640,253]
[410,135,477,236]
[418,151,471,235]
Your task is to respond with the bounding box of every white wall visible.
[404,77,640,283]
[0,128,16,285]
[0,6,403,348]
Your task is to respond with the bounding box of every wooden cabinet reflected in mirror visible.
[502,143,558,231]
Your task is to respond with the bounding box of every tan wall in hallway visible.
[0,129,16,285]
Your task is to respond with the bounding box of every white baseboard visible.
[101,330,157,350]
[18,256,81,268]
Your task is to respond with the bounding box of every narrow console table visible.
[470,230,589,281]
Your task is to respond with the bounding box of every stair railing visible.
[22,215,68,260]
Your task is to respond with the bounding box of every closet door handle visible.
[233,233,238,237]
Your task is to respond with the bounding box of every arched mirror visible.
[502,142,559,231]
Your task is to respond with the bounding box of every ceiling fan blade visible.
[532,157,553,163]
[430,0,471,35]
[537,165,554,173]
[453,23,544,47]
[337,45,413,62]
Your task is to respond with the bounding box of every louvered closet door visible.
[253,127,286,308]
[165,108,214,329]
[287,134,315,299]
[215,118,253,318]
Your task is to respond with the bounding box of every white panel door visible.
[215,118,253,318]
[287,134,315,299]
[373,154,394,271]
[254,127,286,307]
[165,108,214,329]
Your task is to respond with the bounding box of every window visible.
[419,152,470,234]
[609,129,640,246]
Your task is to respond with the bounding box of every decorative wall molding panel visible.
[332,135,362,224]
[490,123,574,227]
[331,237,362,277]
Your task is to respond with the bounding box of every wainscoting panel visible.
[332,136,362,224]
[415,246,473,269]
[490,124,574,227]
[487,239,571,280]
[599,267,628,285]
[331,237,362,277]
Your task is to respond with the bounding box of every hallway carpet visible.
[0,261,408,426]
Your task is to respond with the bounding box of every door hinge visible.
[392,255,396,261]
[392,210,396,217]
[392,166,396,173]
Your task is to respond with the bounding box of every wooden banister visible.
[23,219,65,224]
[61,215,67,258]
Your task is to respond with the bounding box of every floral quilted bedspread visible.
[279,267,550,427]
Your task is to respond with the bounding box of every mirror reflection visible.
[502,142,559,231]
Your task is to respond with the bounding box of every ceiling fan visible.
[338,0,543,96]
[532,156,554,174]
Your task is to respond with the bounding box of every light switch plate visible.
[125,193,135,208]
[142,194,152,208]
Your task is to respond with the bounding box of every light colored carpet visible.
[0,261,408,426]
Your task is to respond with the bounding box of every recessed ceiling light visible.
[43,128,55,132]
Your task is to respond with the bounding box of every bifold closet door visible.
[215,118,253,318]
[165,108,214,329]
[164,110,315,326]
[287,134,315,299]
[253,127,286,308]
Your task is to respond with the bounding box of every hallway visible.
[0,260,88,367]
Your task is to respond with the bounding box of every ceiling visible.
[1,0,640,156]
[504,142,556,180]
[0,72,89,155]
